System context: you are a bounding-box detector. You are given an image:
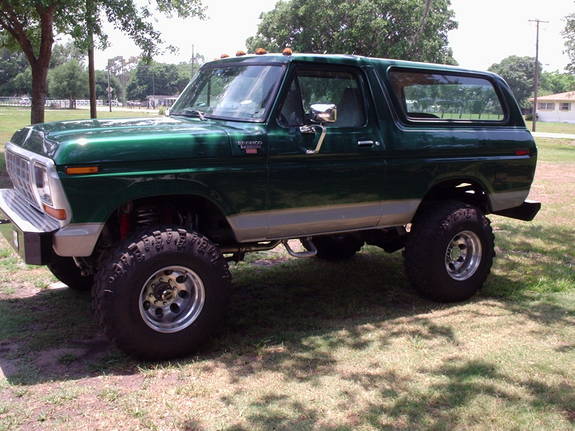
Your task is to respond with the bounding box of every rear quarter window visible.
[388,69,507,124]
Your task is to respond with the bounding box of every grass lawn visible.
[0,111,573,430]
[0,106,158,145]
[529,120,575,134]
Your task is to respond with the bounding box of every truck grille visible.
[5,149,40,209]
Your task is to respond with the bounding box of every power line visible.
[529,19,548,132]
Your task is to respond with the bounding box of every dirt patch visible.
[34,337,112,377]
[529,161,575,204]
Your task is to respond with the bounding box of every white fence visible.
[0,97,158,110]
[0,97,110,109]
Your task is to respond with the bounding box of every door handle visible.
[357,140,380,148]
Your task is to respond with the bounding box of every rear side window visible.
[389,69,506,123]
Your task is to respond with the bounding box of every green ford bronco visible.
[0,53,540,359]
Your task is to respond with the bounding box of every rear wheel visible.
[311,234,364,260]
[404,201,494,302]
[47,256,93,291]
[93,227,230,360]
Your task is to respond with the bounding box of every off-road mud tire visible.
[311,234,364,260]
[404,201,495,302]
[93,227,230,360]
[47,256,93,291]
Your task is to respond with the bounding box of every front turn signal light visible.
[43,204,67,220]
[66,166,99,175]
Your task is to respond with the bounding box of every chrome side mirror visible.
[310,103,337,124]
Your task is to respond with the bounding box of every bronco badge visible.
[237,141,263,154]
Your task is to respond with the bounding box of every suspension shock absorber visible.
[119,202,132,240]
[135,205,160,226]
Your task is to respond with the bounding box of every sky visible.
[93,0,573,72]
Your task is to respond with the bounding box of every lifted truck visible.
[0,52,540,359]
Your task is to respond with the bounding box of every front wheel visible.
[404,201,495,302]
[93,227,230,360]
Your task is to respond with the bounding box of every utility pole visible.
[529,19,548,132]
[191,44,195,77]
[107,68,112,112]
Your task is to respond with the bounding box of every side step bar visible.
[282,238,317,258]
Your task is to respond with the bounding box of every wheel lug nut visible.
[170,303,180,314]
[178,290,188,298]
[155,308,163,317]
[143,301,150,310]
[164,270,173,275]
[176,275,187,283]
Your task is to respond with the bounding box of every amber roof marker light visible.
[282,47,293,56]
[236,50,246,56]
[255,48,267,55]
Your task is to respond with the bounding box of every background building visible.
[532,91,575,123]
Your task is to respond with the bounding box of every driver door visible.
[266,64,386,239]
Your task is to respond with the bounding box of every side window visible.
[278,68,366,128]
[278,79,305,127]
[389,69,505,122]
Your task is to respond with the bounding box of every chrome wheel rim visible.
[139,265,205,333]
[444,230,482,281]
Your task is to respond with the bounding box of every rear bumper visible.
[493,200,541,221]
[0,189,59,265]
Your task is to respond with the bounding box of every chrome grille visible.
[5,149,39,209]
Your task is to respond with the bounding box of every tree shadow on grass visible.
[0,223,573,401]
[219,357,574,430]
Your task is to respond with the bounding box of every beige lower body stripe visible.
[228,199,421,242]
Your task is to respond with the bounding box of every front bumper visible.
[0,189,59,265]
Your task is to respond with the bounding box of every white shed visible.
[531,91,575,123]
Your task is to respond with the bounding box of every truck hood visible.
[8,116,238,165]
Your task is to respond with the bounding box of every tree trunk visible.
[29,6,55,124]
[30,65,49,124]
[87,0,97,119]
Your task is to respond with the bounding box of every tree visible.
[48,60,88,108]
[246,0,458,64]
[0,48,28,95]
[0,0,205,124]
[540,71,575,95]
[11,68,33,96]
[563,10,575,73]
[126,61,190,100]
[95,70,123,102]
[106,55,140,98]
[50,42,84,69]
[488,56,541,109]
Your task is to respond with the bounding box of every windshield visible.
[170,64,284,122]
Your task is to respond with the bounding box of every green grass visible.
[528,120,575,134]
[534,138,575,162]
[0,106,158,145]
[0,109,573,430]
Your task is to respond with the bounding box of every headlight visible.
[33,163,53,206]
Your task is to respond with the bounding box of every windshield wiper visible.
[173,108,207,121]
